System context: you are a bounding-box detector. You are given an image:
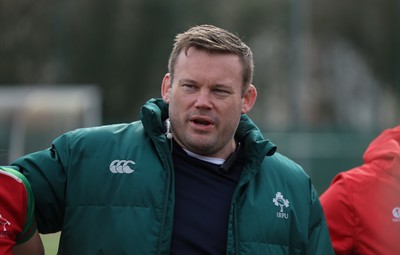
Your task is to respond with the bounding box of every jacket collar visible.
[140,98,277,160]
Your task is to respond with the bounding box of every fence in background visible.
[266,131,379,194]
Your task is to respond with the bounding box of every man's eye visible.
[215,89,227,93]
[182,84,196,89]
[214,89,230,95]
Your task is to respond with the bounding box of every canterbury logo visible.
[109,160,135,174]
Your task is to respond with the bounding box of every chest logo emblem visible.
[0,214,10,231]
[273,192,290,219]
[393,207,400,222]
[109,160,135,174]
[0,214,11,237]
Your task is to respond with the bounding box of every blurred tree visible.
[312,0,398,91]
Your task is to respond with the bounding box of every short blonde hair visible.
[168,24,254,94]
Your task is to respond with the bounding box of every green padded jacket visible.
[11,98,334,254]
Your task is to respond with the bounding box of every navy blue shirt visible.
[170,140,244,255]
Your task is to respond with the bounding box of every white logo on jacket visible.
[0,214,11,237]
[109,160,135,174]
[393,207,400,222]
[273,192,290,219]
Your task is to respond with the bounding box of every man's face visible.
[162,47,256,159]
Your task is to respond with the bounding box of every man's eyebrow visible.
[178,79,197,84]
[214,84,231,88]
[178,79,234,91]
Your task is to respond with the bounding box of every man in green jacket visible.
[8,24,334,254]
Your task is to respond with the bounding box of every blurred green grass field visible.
[41,232,60,254]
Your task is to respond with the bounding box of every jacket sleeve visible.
[0,167,38,243]
[307,183,335,255]
[320,174,355,255]
[11,134,70,234]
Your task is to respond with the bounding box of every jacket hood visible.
[364,125,400,179]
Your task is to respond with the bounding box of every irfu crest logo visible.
[273,192,290,219]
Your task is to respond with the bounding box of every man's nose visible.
[194,90,212,108]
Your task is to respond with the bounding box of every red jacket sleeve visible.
[320,173,355,255]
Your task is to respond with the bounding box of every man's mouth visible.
[190,116,214,127]
[192,119,212,126]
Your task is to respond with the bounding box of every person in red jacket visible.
[0,166,44,255]
[320,125,400,254]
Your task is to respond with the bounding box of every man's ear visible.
[241,84,257,114]
[161,73,171,103]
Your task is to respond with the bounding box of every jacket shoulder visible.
[264,152,309,179]
[55,121,144,145]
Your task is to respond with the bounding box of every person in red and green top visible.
[0,166,44,255]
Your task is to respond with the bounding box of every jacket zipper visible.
[156,137,174,255]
